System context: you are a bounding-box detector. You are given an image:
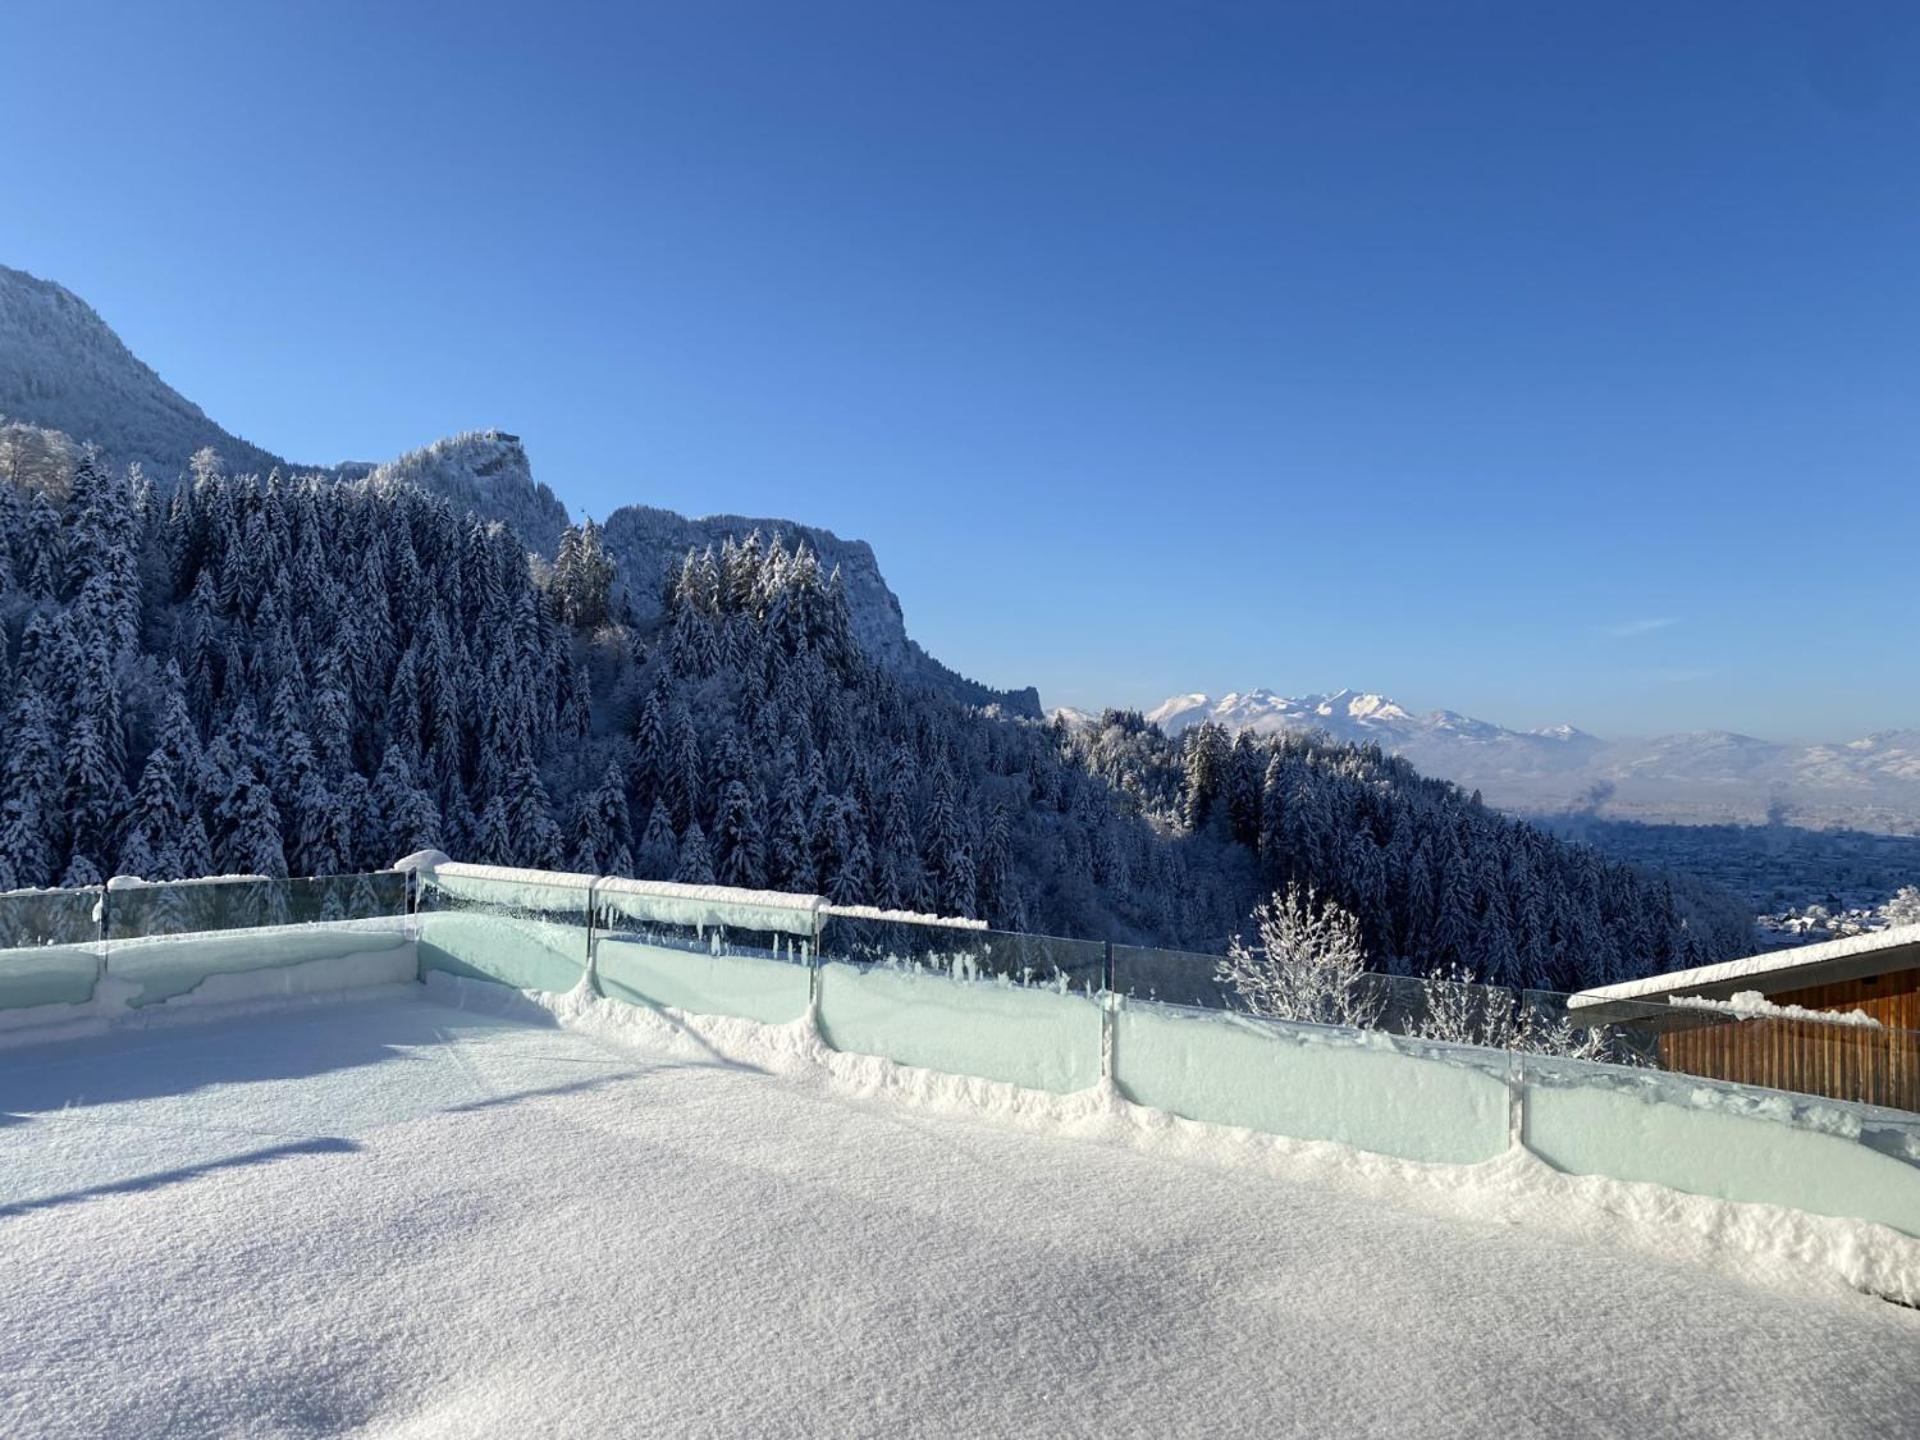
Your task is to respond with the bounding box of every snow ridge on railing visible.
[818,903,988,931]
[597,876,822,938]
[396,853,993,939]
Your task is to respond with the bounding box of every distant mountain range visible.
[0,263,1037,716]
[1078,689,1920,835]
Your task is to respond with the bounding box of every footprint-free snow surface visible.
[3,986,1916,1438]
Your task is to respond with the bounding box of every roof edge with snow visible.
[1570,923,1920,1021]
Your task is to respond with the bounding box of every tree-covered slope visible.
[1069,714,1753,989]
[0,455,1747,990]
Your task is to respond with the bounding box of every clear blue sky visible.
[3,1,1916,740]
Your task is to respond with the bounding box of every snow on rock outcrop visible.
[601,504,1042,715]
[356,430,570,557]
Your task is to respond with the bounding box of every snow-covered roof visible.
[1570,923,1920,1021]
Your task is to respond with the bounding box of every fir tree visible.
[225,776,289,878]
[713,779,766,890]
[636,799,678,880]
[675,818,715,885]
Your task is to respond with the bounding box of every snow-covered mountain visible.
[0,263,288,481]
[1046,705,1100,729]
[1145,688,1599,753]
[1137,689,1920,834]
[0,263,1037,715]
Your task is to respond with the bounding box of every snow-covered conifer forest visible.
[0,449,1749,990]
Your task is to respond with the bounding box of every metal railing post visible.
[97,883,111,991]
[585,878,602,998]
[808,906,825,1019]
[1507,1049,1526,1152]
[1101,939,1116,1084]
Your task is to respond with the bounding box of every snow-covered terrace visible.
[7,979,1920,1437]
[4,862,1920,1435]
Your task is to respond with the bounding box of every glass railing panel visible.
[1109,995,1512,1165]
[592,879,816,1024]
[106,872,408,938]
[1106,942,1513,1161]
[1108,942,1234,1010]
[103,874,412,1008]
[817,911,1103,988]
[1515,992,1920,1237]
[815,916,1106,1094]
[1112,943,1501,1044]
[0,886,105,1015]
[415,866,592,994]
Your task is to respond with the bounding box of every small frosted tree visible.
[1418,962,1625,1062]
[1881,886,1920,928]
[1217,883,1381,1029]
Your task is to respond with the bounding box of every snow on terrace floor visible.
[2,986,1916,1439]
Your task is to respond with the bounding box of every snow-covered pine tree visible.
[713,779,765,890]
[635,799,678,880]
[675,817,715,885]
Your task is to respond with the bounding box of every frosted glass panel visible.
[417,870,590,994]
[815,923,1106,1094]
[593,895,812,1024]
[105,875,411,1008]
[1518,1049,1920,1237]
[595,937,811,1024]
[1112,999,1512,1165]
[0,887,104,1012]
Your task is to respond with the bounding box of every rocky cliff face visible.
[356,431,570,559]
[0,262,1041,715]
[601,505,1040,715]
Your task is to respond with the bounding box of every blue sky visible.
[3,1,1916,740]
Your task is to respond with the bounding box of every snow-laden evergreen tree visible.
[375,745,442,860]
[0,690,59,888]
[713,779,765,890]
[676,817,715,885]
[224,776,288,878]
[635,799,678,880]
[550,519,616,629]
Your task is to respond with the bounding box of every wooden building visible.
[1570,924,1920,1113]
